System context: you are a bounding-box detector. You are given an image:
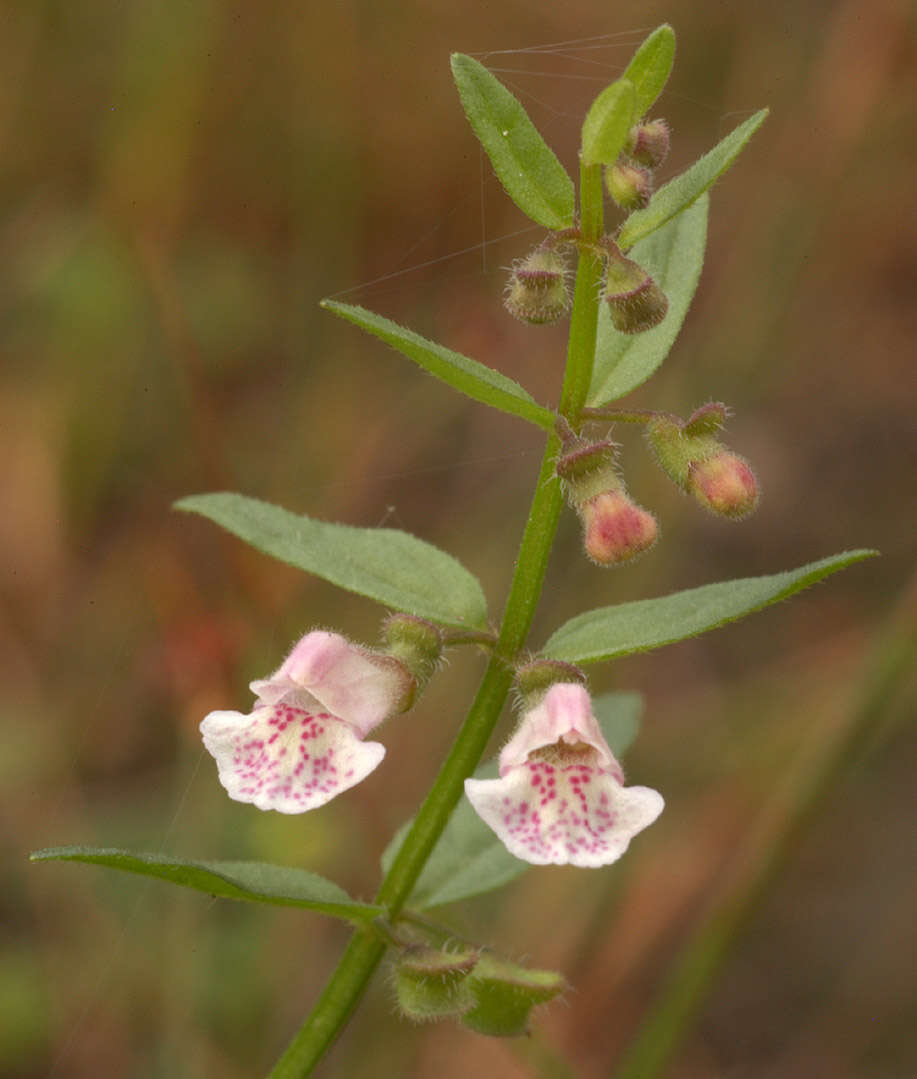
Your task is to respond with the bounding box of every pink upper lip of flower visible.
[465,682,664,867]
[250,630,405,737]
[498,683,623,781]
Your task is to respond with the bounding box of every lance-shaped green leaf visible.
[176,493,488,629]
[542,550,876,665]
[451,53,574,229]
[30,848,382,925]
[588,193,707,406]
[322,300,554,431]
[618,109,768,250]
[380,697,643,906]
[581,79,635,166]
[622,24,677,119]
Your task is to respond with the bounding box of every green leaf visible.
[618,109,768,250]
[581,79,635,167]
[622,24,677,119]
[30,848,382,925]
[380,695,643,907]
[322,300,554,431]
[176,493,488,629]
[542,551,877,665]
[588,193,707,406]
[592,691,644,756]
[451,53,575,229]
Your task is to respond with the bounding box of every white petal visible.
[500,683,619,776]
[200,703,385,814]
[466,760,663,868]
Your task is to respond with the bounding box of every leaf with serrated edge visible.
[619,109,768,251]
[623,24,677,119]
[581,79,635,167]
[322,300,554,431]
[451,53,574,229]
[380,694,643,906]
[30,848,382,924]
[176,493,488,629]
[589,194,707,406]
[543,551,876,664]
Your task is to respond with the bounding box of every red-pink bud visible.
[580,490,658,566]
[605,161,653,210]
[625,118,670,168]
[688,451,759,519]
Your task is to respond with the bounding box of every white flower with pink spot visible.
[464,683,664,867]
[200,631,409,814]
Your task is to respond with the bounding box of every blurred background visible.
[3,1,915,1076]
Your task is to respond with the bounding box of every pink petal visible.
[250,630,405,735]
[465,762,663,867]
[500,683,621,778]
[201,702,385,814]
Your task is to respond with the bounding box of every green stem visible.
[269,162,606,1079]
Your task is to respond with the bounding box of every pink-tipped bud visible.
[688,452,759,519]
[581,490,658,566]
[625,118,670,168]
[504,249,571,325]
[605,255,669,334]
[605,161,653,210]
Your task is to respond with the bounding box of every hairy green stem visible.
[269,162,606,1078]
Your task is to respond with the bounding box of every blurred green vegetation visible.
[3,2,915,1077]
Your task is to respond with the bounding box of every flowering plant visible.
[32,25,873,1076]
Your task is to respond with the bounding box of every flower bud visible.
[605,254,669,334]
[580,490,658,565]
[381,613,443,697]
[394,946,479,1023]
[688,451,759,518]
[461,954,566,1038]
[556,437,658,565]
[646,416,760,519]
[625,118,670,168]
[515,657,586,710]
[605,161,653,210]
[504,249,570,325]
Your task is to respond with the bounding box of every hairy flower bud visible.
[647,415,760,519]
[394,946,479,1023]
[504,249,570,324]
[556,437,658,565]
[381,613,443,699]
[688,451,759,518]
[604,254,669,334]
[605,161,653,210]
[581,490,659,565]
[460,954,567,1037]
[625,118,670,168]
[515,657,587,710]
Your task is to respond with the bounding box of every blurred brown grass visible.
[2,1,916,1076]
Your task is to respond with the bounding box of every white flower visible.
[465,683,663,866]
[201,630,409,814]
